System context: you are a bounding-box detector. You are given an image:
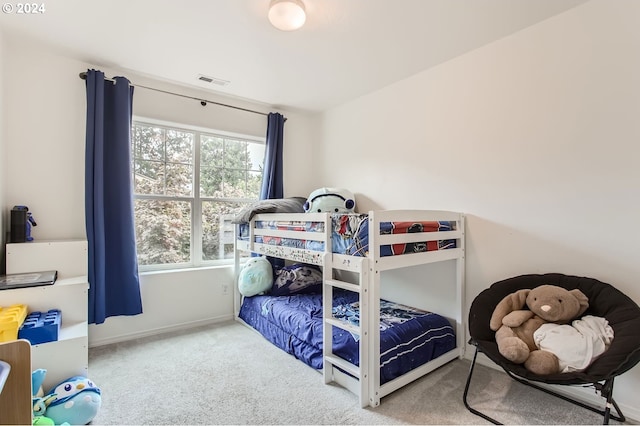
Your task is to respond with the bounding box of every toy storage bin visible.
[0,304,28,342]
[18,309,62,345]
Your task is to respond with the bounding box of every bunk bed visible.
[233,209,465,408]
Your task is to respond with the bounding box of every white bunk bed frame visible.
[234,209,465,408]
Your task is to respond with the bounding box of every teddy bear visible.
[489,284,589,375]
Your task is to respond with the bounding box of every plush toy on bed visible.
[303,187,356,213]
[238,256,273,297]
[490,284,589,375]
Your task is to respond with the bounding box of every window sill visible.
[139,263,232,277]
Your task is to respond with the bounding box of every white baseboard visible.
[88,315,234,348]
[467,350,640,423]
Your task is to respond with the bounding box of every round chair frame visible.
[463,273,640,425]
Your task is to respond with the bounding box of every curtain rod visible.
[78,72,269,117]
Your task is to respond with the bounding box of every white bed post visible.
[368,211,382,408]
[457,214,466,358]
[322,216,334,386]
[322,251,334,385]
[233,224,241,320]
[358,257,371,408]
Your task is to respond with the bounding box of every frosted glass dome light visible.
[268,0,306,31]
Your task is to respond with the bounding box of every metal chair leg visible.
[599,377,625,425]
[463,346,501,425]
[463,344,625,425]
[505,372,625,425]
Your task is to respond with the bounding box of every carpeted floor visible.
[88,320,625,425]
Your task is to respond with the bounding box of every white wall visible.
[1,33,318,346]
[318,0,640,415]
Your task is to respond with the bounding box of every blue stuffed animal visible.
[44,376,101,425]
[303,187,356,213]
[238,256,273,297]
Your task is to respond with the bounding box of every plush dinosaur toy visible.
[490,284,589,375]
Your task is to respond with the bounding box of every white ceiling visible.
[0,0,588,112]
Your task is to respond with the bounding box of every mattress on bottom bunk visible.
[239,213,457,257]
[238,290,456,385]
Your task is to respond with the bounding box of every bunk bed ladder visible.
[322,252,370,408]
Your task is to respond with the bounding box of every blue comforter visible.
[238,290,455,384]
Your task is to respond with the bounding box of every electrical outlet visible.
[222,283,229,295]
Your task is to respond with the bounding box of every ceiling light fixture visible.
[268,0,306,31]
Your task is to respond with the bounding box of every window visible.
[131,119,265,269]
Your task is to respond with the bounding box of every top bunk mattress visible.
[239,213,457,257]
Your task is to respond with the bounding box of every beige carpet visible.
[88,320,625,425]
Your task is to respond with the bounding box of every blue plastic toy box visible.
[18,309,61,345]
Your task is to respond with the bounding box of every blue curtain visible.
[259,112,285,200]
[85,69,143,325]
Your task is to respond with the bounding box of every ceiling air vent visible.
[197,74,230,87]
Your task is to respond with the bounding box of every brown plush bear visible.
[490,284,589,375]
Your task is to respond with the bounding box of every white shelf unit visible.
[3,240,88,391]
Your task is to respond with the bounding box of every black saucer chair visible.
[463,273,640,425]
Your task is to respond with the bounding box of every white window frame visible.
[132,116,265,271]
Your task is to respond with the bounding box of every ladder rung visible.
[325,279,361,293]
[325,317,361,335]
[325,354,360,378]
